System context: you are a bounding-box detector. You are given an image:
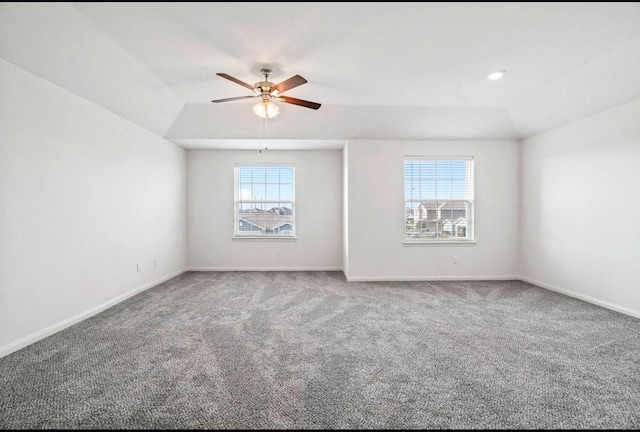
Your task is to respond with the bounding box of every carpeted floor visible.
[1,271,639,429]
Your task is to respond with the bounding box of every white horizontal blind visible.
[404,157,474,242]
[234,165,295,237]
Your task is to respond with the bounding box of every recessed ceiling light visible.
[487,70,506,80]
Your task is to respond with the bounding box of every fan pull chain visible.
[258,115,269,154]
[265,116,269,152]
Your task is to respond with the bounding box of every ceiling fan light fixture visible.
[487,70,506,80]
[253,100,280,118]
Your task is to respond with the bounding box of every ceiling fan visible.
[211,68,321,118]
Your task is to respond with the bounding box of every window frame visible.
[403,156,476,246]
[233,163,296,240]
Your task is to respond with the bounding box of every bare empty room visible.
[1,2,639,429]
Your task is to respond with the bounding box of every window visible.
[234,164,295,238]
[404,157,474,243]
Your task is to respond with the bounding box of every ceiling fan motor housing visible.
[255,81,274,91]
[256,68,274,94]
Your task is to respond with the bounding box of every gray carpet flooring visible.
[1,271,639,429]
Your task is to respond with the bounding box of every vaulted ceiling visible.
[2,2,639,149]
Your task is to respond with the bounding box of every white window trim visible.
[233,163,296,240]
[403,156,475,246]
[232,236,298,242]
[403,240,477,246]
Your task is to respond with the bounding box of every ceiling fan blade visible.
[211,95,258,103]
[271,75,307,94]
[278,96,321,110]
[216,73,255,91]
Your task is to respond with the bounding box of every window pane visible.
[236,202,294,236]
[404,158,473,242]
[235,166,294,237]
[265,167,280,182]
[252,168,266,181]
[238,183,252,200]
[265,184,280,200]
[280,183,293,200]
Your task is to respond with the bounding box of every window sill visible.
[233,236,297,241]
[403,240,476,247]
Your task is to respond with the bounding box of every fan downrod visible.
[260,68,272,79]
[256,68,274,93]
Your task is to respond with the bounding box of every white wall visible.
[187,149,342,270]
[345,140,520,280]
[520,99,640,318]
[0,59,187,355]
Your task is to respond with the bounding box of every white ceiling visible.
[2,2,640,148]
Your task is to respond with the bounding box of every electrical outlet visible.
[137,263,141,273]
[277,249,282,257]
[153,259,157,268]
[452,256,458,264]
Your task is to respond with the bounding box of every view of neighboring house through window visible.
[404,157,474,242]
[234,164,295,237]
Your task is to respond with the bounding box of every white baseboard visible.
[188,267,343,272]
[0,269,188,359]
[345,274,520,282]
[520,276,640,320]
